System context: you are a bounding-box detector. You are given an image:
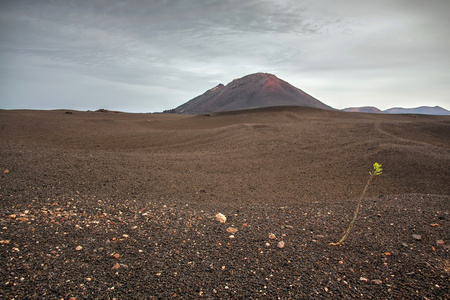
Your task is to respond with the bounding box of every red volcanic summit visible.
[170,73,333,114]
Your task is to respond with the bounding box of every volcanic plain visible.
[1,107,449,299]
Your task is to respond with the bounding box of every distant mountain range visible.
[342,106,383,114]
[165,73,449,115]
[166,73,332,114]
[343,106,450,115]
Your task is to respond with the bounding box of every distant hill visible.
[343,106,383,114]
[383,106,450,115]
[167,73,333,114]
[343,105,450,115]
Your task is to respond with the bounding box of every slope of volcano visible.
[170,73,333,114]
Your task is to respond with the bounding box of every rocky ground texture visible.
[1,108,449,299]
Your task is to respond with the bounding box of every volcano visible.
[169,73,333,114]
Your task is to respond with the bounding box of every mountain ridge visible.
[167,73,332,114]
[344,105,450,115]
[165,73,448,116]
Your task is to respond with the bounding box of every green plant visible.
[330,162,382,246]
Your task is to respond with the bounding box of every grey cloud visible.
[3,0,328,90]
[0,0,449,112]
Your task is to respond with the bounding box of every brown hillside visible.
[172,73,333,114]
[1,108,449,299]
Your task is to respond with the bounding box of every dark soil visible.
[1,108,449,299]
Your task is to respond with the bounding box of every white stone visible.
[215,213,226,223]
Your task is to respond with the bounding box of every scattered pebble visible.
[372,279,383,285]
[269,233,276,239]
[112,263,120,270]
[75,246,83,251]
[360,277,368,282]
[436,240,444,246]
[215,213,226,223]
[412,234,422,241]
[277,241,285,249]
[226,227,238,234]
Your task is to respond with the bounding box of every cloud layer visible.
[1,0,449,112]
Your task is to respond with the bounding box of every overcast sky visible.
[1,0,449,112]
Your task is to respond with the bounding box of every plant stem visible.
[330,172,374,246]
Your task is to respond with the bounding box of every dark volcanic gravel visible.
[1,108,449,299]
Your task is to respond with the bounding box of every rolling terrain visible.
[1,107,449,299]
